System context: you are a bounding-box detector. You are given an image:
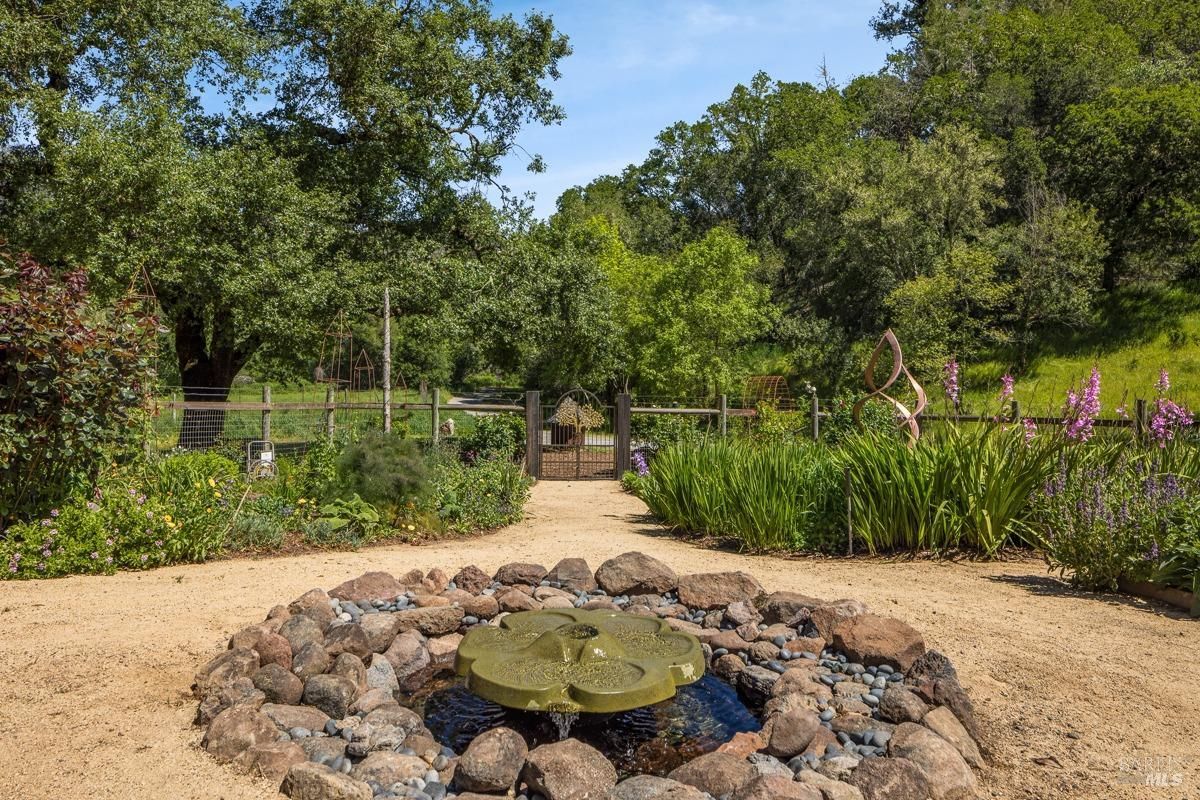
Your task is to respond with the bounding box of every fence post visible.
[525,391,541,479]
[382,286,391,433]
[431,388,441,444]
[261,385,271,441]
[1135,398,1147,443]
[615,393,632,475]
[844,466,853,556]
[811,395,820,441]
[719,394,728,437]
[1010,399,1020,422]
[324,384,335,440]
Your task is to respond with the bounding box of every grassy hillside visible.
[960,284,1200,416]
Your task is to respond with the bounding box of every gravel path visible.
[0,481,1195,799]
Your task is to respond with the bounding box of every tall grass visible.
[838,428,1070,555]
[639,441,841,551]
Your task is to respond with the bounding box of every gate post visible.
[431,388,440,444]
[525,391,541,479]
[615,393,632,476]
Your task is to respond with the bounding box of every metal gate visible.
[531,389,618,480]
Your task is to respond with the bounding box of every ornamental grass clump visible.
[637,441,841,551]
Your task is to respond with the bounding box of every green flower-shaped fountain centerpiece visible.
[454,608,705,713]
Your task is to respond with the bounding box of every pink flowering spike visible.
[1156,368,1170,395]
[942,359,960,406]
[1063,367,1101,442]
[999,374,1014,402]
[1022,418,1037,444]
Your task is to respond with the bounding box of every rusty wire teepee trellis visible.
[853,329,928,444]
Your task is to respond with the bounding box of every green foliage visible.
[335,433,429,519]
[315,495,382,533]
[0,254,157,525]
[460,414,526,460]
[425,457,533,533]
[630,413,708,453]
[637,441,842,552]
[1032,449,1200,592]
[820,394,898,446]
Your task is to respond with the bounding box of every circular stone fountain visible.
[193,553,986,800]
[455,608,705,713]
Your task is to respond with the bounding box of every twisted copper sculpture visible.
[852,329,928,444]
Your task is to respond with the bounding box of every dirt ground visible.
[0,481,1196,800]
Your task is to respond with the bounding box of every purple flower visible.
[1149,397,1193,447]
[1146,542,1160,561]
[1156,368,1170,395]
[37,561,46,571]
[50,508,59,518]
[105,538,114,547]
[1063,367,1101,442]
[1022,418,1037,444]
[105,556,113,565]
[86,502,99,512]
[154,540,163,548]
[89,551,99,560]
[632,451,650,477]
[942,360,960,406]
[999,374,1014,402]
[40,519,51,527]
[140,554,148,563]
[40,548,50,558]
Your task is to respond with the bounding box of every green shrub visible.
[751,403,811,445]
[460,413,525,460]
[425,457,532,533]
[1032,451,1200,591]
[631,413,708,454]
[335,433,428,519]
[819,393,897,445]
[637,441,841,551]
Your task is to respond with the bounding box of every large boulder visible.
[456,726,528,792]
[291,641,331,681]
[523,738,617,800]
[809,600,869,641]
[359,612,401,653]
[233,741,306,783]
[766,708,822,758]
[676,572,765,610]
[383,629,432,692]
[252,631,293,671]
[497,586,542,612]
[888,722,977,800]
[846,757,931,800]
[279,614,325,655]
[595,552,677,595]
[453,564,492,594]
[877,686,929,724]
[349,751,430,786]
[756,592,824,626]
[193,647,260,700]
[260,702,330,733]
[461,594,501,619]
[324,623,372,660]
[608,775,711,800]
[329,571,405,603]
[547,557,597,592]
[330,652,367,694]
[288,588,335,629]
[494,561,548,586]
[281,762,372,800]
[668,752,756,798]
[737,665,780,706]
[251,663,304,705]
[202,706,278,763]
[796,771,865,800]
[393,606,464,636]
[923,706,984,768]
[906,652,981,747]
[302,674,357,720]
[733,776,822,800]
[427,633,463,673]
[365,653,400,692]
[832,614,925,672]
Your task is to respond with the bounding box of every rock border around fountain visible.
[193,552,986,800]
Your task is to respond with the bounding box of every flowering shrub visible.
[1034,453,1200,591]
[0,253,158,525]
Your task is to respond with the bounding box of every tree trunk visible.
[174,307,254,449]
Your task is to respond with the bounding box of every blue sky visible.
[491,0,896,217]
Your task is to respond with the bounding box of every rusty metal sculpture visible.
[853,329,928,444]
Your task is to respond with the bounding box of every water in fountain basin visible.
[549,712,579,740]
[411,675,761,778]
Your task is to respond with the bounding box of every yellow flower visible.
[206,507,213,513]
[297,498,306,505]
[406,524,415,531]
[207,477,216,488]
[214,491,222,498]
[193,481,201,489]
[163,514,172,523]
